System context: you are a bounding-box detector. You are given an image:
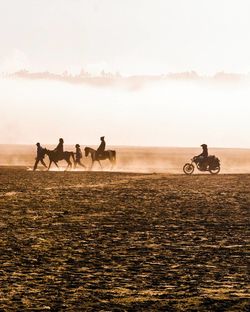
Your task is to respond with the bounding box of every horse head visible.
[43,148,54,157]
[84,147,89,157]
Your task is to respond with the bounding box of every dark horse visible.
[84,147,116,170]
[44,149,75,171]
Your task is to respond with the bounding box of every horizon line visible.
[0,143,249,150]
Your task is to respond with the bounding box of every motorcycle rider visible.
[197,144,208,169]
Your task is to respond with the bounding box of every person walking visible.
[74,144,86,169]
[33,143,47,171]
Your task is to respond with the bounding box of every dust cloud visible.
[0,145,249,174]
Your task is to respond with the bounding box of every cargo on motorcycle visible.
[183,144,220,175]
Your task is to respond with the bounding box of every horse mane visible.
[85,147,96,152]
[44,148,53,154]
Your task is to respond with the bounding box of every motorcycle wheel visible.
[183,163,194,175]
[209,166,220,175]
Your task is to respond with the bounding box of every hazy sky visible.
[1,0,250,75]
[1,77,250,147]
[0,0,250,147]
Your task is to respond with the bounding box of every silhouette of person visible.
[96,136,106,158]
[197,144,208,169]
[33,143,47,171]
[74,144,86,169]
[54,138,64,159]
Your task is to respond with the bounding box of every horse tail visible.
[71,152,76,165]
[112,151,116,165]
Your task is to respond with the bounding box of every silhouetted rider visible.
[54,138,64,159]
[197,144,208,169]
[96,136,106,158]
[33,142,47,171]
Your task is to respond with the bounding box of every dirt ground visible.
[0,168,249,311]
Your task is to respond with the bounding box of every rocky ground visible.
[0,168,249,311]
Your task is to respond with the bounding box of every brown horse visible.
[84,147,116,170]
[44,149,75,171]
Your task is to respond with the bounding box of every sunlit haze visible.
[1,0,250,147]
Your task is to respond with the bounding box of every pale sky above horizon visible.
[0,0,250,148]
[1,0,250,75]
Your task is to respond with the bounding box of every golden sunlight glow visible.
[0,78,249,147]
[0,1,250,147]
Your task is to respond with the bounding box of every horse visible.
[84,147,116,170]
[44,149,75,171]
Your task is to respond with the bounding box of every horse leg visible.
[68,160,72,171]
[65,160,71,171]
[90,160,94,171]
[47,160,53,171]
[98,160,103,170]
[41,159,47,169]
[54,161,59,170]
[79,161,86,169]
[71,153,76,168]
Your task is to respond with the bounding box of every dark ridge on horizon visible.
[1,70,250,88]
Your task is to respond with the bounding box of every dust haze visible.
[0,144,250,174]
[0,76,250,148]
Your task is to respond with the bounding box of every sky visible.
[1,0,250,75]
[0,0,250,147]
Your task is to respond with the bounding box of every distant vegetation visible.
[2,70,250,88]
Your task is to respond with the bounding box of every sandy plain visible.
[0,166,249,311]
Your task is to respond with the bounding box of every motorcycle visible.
[183,155,220,175]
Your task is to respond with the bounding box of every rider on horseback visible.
[96,136,106,159]
[54,138,64,159]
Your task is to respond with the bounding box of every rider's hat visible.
[59,138,64,142]
[100,136,105,140]
[75,144,80,148]
[36,142,40,146]
[201,144,207,147]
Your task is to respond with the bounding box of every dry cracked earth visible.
[0,168,249,311]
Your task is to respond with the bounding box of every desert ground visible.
[0,163,249,311]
